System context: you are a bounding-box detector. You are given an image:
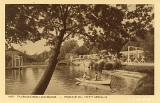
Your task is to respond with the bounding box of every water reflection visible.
[5,66,111,95]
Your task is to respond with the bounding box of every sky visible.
[12,38,84,55]
[12,39,51,55]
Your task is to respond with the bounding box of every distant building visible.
[120,46,145,63]
[5,48,24,67]
[5,48,23,57]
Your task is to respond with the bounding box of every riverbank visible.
[102,70,144,94]
[132,74,154,95]
[102,69,154,95]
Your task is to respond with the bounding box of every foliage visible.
[132,75,154,95]
[29,50,51,62]
[140,33,154,62]
[78,5,129,53]
[103,61,121,70]
[5,54,12,67]
[5,4,154,55]
[120,4,154,39]
[5,4,127,53]
[113,60,122,70]
[88,60,95,68]
[119,4,154,61]
[89,60,121,71]
[64,53,73,60]
[121,32,154,62]
[93,62,99,69]
[97,61,105,70]
[58,40,79,60]
[75,45,89,55]
[103,62,113,70]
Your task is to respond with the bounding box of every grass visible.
[91,60,154,76]
[122,65,154,76]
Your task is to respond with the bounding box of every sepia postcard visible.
[0,0,160,103]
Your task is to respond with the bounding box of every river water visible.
[5,66,111,95]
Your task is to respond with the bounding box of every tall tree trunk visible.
[31,30,65,95]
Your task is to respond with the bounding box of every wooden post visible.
[127,46,130,62]
[21,56,23,66]
[136,47,139,58]
[127,46,129,62]
[137,49,139,58]
[12,55,14,67]
[14,55,16,67]
[19,56,20,67]
[79,55,81,61]
[70,55,73,63]
[126,46,132,63]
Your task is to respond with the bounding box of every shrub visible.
[88,61,95,68]
[93,63,99,70]
[103,62,113,70]
[113,60,121,70]
[132,75,154,95]
[97,61,105,71]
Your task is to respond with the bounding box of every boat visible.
[75,78,110,85]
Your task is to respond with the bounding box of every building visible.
[120,46,145,63]
[5,48,24,67]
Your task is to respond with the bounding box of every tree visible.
[121,32,154,62]
[77,5,129,53]
[5,54,12,67]
[75,45,88,55]
[58,39,79,60]
[140,32,154,62]
[5,4,153,94]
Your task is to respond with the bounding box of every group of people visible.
[83,72,98,81]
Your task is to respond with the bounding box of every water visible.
[5,66,111,95]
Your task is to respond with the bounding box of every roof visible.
[5,48,23,56]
